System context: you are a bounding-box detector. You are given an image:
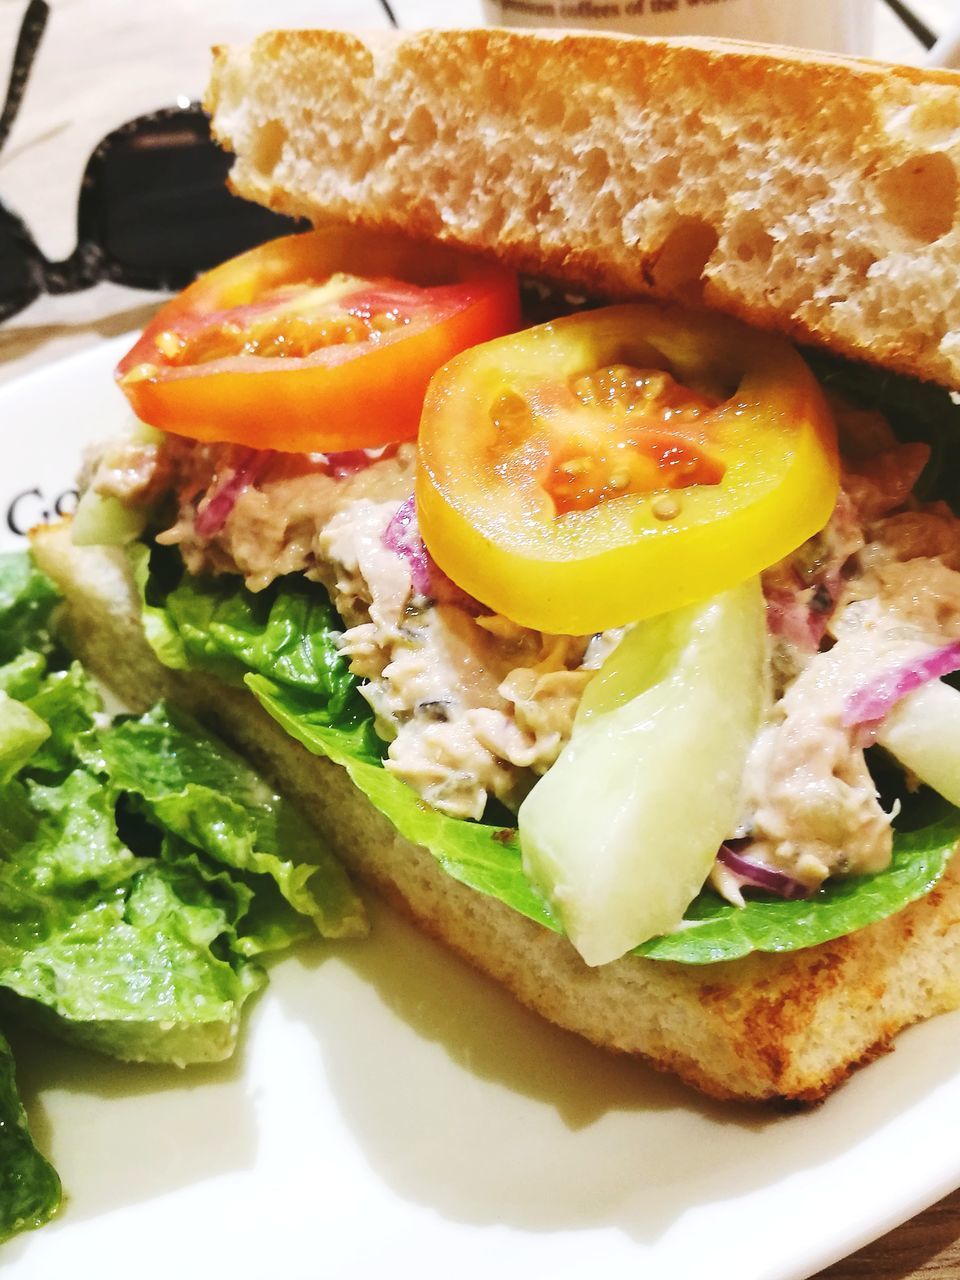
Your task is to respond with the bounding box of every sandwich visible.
[30,26,960,1103]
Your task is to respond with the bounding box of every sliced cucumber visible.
[519,577,767,966]
[879,680,960,807]
[71,490,148,547]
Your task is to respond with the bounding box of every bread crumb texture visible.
[32,524,960,1103]
[207,28,960,389]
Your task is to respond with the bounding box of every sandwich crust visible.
[31,524,960,1103]
[207,28,960,389]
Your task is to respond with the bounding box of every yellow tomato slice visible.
[416,304,839,633]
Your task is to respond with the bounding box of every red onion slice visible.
[843,640,960,728]
[194,448,269,539]
[324,449,372,478]
[717,844,813,900]
[324,447,399,478]
[383,497,483,613]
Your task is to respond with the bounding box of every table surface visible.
[0,1,957,1276]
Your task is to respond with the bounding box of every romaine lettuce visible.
[93,701,367,940]
[0,651,47,701]
[23,662,100,777]
[0,693,50,784]
[0,554,59,665]
[0,1029,59,1242]
[0,766,268,1062]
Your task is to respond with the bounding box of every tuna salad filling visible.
[83,390,960,898]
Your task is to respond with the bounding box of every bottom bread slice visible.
[31,522,960,1104]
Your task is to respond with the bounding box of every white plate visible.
[3,338,960,1280]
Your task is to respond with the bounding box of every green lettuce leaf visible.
[0,652,47,702]
[0,769,263,1064]
[93,702,366,941]
[0,657,100,785]
[0,553,59,664]
[134,545,960,965]
[24,661,102,777]
[0,557,359,1066]
[158,835,313,958]
[248,674,557,927]
[1,769,139,891]
[249,674,960,963]
[107,807,314,959]
[0,1029,60,1242]
[131,542,364,718]
[637,809,960,963]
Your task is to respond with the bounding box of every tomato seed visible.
[652,494,682,520]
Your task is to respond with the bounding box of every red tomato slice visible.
[116,228,520,453]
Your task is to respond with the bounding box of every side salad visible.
[0,552,365,1243]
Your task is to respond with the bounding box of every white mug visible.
[480,0,874,56]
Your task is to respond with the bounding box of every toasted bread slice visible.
[207,28,960,389]
[31,523,960,1104]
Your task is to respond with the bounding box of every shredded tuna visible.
[156,443,418,591]
[738,638,898,888]
[87,438,172,507]
[87,399,960,869]
[732,428,960,890]
[337,580,617,819]
[131,436,617,820]
[760,489,863,692]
